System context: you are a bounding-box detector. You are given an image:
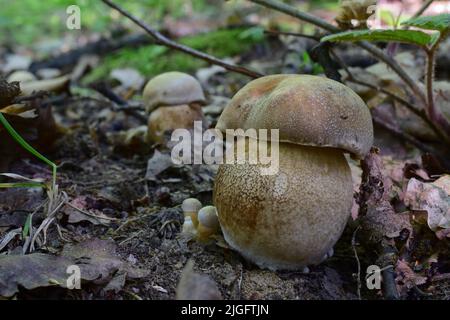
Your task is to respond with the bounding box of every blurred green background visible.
[0,0,335,79]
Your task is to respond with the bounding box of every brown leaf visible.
[0,239,147,297]
[404,178,450,231]
[395,259,427,296]
[176,260,222,300]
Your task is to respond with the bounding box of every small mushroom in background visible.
[7,70,70,96]
[181,198,202,228]
[213,74,374,271]
[182,216,197,236]
[6,70,37,84]
[196,206,220,242]
[142,71,207,143]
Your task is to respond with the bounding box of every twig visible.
[379,244,400,300]
[112,206,160,235]
[118,229,145,246]
[90,82,147,123]
[372,113,434,154]
[352,226,362,300]
[101,0,263,79]
[264,29,320,41]
[425,30,450,137]
[248,0,427,104]
[373,113,450,169]
[411,0,434,20]
[250,0,339,32]
[331,47,446,142]
[66,201,120,222]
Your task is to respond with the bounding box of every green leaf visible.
[322,29,432,47]
[0,113,57,188]
[402,14,450,32]
[0,182,44,188]
[22,214,32,239]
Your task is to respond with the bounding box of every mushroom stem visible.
[214,140,353,270]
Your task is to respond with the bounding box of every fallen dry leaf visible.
[395,259,427,296]
[0,238,147,297]
[176,260,222,300]
[404,178,450,232]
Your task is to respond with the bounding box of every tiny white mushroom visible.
[196,206,220,241]
[182,216,197,236]
[181,198,202,228]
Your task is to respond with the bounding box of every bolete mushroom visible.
[142,72,206,143]
[213,74,373,270]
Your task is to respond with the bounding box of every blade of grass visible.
[0,112,56,188]
[0,182,45,188]
[22,213,33,238]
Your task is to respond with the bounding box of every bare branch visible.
[249,0,339,32]
[264,29,320,41]
[248,0,427,103]
[101,0,263,79]
[411,0,434,19]
[425,30,450,137]
[332,48,448,143]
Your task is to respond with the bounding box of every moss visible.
[82,27,264,84]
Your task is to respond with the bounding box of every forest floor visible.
[1,0,450,300]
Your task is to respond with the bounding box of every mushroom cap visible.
[7,71,36,83]
[197,206,219,229]
[147,104,205,143]
[143,72,206,113]
[181,198,203,215]
[216,74,373,158]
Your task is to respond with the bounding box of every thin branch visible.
[425,30,450,137]
[331,48,444,140]
[250,0,339,32]
[372,113,437,155]
[264,29,321,41]
[411,0,434,19]
[357,42,427,104]
[248,0,427,104]
[101,0,263,79]
[351,226,362,300]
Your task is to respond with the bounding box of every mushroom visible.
[213,74,373,270]
[196,206,220,241]
[181,198,202,227]
[6,70,36,83]
[142,72,206,143]
[182,216,197,236]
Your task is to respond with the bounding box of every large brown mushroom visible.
[142,72,207,143]
[213,74,373,271]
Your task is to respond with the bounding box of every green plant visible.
[0,113,57,189]
[0,112,67,253]
[321,13,450,143]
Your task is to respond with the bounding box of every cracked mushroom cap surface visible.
[143,71,206,113]
[216,74,373,158]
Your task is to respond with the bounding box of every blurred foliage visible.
[0,0,215,45]
[82,27,264,83]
